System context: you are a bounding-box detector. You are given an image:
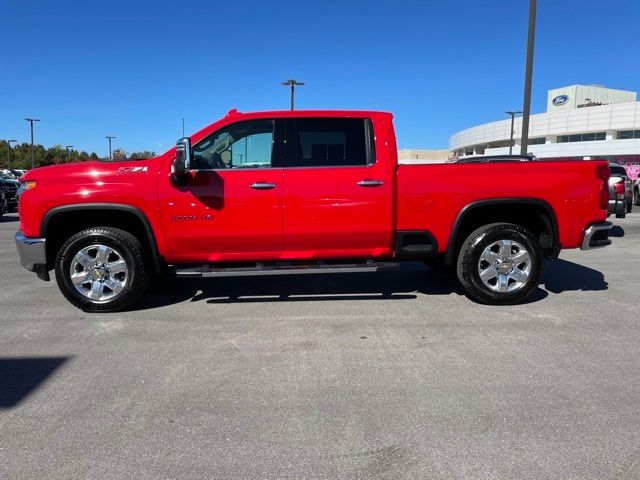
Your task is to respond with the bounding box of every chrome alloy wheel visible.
[477,239,531,293]
[69,244,129,302]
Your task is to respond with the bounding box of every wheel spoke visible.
[88,281,104,300]
[497,274,509,292]
[498,240,512,257]
[104,278,123,294]
[480,250,500,264]
[108,259,127,274]
[511,250,530,265]
[479,267,496,282]
[95,245,110,264]
[71,271,91,285]
[510,269,527,283]
[75,252,93,268]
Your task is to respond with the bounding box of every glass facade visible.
[617,130,640,140]
[557,132,606,143]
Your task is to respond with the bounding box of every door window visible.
[286,118,375,167]
[192,119,275,169]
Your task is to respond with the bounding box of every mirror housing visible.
[173,137,192,178]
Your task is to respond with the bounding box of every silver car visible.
[609,163,632,217]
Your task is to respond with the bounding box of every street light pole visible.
[25,118,40,169]
[6,139,16,170]
[105,136,116,160]
[66,145,74,164]
[520,0,537,155]
[505,111,522,155]
[281,79,304,110]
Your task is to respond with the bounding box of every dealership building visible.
[449,84,640,179]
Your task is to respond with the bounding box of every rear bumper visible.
[581,222,613,250]
[15,231,49,280]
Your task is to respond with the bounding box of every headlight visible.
[17,180,36,194]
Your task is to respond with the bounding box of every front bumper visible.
[15,231,49,280]
[581,222,613,250]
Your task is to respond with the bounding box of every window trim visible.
[189,118,284,171]
[283,117,377,169]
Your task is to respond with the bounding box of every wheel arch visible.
[444,198,559,266]
[41,203,165,274]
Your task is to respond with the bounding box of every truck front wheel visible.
[55,227,149,312]
[456,223,542,305]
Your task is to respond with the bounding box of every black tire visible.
[634,188,640,207]
[55,227,149,312]
[627,201,633,214]
[456,223,542,305]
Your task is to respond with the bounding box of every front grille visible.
[3,184,17,201]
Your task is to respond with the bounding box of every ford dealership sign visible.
[552,95,569,106]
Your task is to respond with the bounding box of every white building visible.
[450,84,640,179]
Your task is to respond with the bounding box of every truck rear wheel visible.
[55,227,149,312]
[456,223,542,305]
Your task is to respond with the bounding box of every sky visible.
[0,0,638,156]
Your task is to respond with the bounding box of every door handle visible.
[250,182,277,190]
[357,179,384,187]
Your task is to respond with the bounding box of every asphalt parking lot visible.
[1,211,639,479]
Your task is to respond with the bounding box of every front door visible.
[281,117,394,258]
[159,118,285,262]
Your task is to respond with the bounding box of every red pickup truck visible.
[15,109,613,312]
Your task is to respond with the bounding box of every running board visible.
[174,261,401,279]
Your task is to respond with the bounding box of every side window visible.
[192,119,274,169]
[287,118,374,167]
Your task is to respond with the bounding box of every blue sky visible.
[0,0,638,155]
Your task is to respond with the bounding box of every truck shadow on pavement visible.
[0,213,19,223]
[541,258,609,293]
[138,259,607,310]
[0,357,69,409]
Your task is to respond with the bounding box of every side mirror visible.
[173,137,192,177]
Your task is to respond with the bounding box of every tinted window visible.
[192,120,274,169]
[610,166,627,176]
[287,118,373,167]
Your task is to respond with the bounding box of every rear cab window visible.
[286,118,375,167]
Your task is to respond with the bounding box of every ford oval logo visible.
[553,94,569,106]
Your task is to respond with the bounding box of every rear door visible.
[281,117,393,258]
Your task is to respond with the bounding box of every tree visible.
[0,139,101,169]
[112,149,127,161]
[130,151,156,160]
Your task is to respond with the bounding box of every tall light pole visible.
[520,0,537,155]
[6,139,16,170]
[65,145,74,163]
[25,118,40,169]
[505,111,522,155]
[105,136,116,160]
[281,79,304,110]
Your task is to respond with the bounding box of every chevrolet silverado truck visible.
[15,109,613,312]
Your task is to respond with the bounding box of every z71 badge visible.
[117,166,148,174]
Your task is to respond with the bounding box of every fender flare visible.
[41,203,165,274]
[444,198,559,265]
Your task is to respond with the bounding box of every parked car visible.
[15,109,612,312]
[0,172,19,212]
[0,190,6,218]
[633,179,640,207]
[609,163,633,215]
